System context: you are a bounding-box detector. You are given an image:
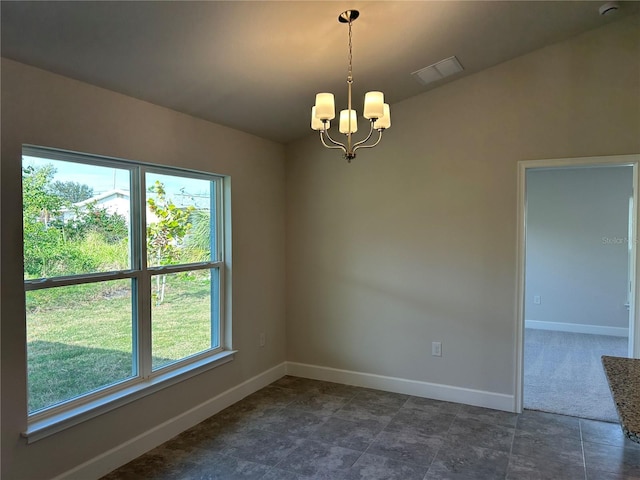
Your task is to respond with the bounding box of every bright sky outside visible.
[23,155,211,208]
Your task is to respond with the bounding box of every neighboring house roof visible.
[73,189,130,207]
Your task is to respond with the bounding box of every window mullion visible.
[148,261,223,275]
[134,168,152,379]
[137,272,152,379]
[24,270,138,290]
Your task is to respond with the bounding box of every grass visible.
[27,274,212,413]
[151,272,213,369]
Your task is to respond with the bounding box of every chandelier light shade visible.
[311,10,391,162]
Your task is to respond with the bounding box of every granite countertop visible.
[602,355,640,443]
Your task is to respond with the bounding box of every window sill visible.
[23,350,236,443]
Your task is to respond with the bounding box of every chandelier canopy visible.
[311,10,391,162]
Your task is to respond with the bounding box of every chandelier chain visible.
[347,19,353,83]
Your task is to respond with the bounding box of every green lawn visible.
[27,274,212,413]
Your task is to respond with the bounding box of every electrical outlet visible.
[432,341,442,357]
[533,295,541,305]
[259,332,266,347]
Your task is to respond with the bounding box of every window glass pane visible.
[22,148,225,419]
[22,156,131,279]
[151,270,215,370]
[146,173,213,267]
[27,279,135,414]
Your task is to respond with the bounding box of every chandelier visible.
[311,10,391,162]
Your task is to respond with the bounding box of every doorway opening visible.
[515,155,640,421]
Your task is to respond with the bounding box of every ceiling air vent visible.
[411,56,464,86]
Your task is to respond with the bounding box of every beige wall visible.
[286,17,640,395]
[525,166,633,332]
[1,58,286,479]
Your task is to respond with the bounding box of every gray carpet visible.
[524,329,627,423]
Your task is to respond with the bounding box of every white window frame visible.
[22,146,234,442]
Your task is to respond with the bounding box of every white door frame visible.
[514,154,640,413]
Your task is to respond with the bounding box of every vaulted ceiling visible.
[2,1,637,143]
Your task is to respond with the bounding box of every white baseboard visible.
[54,362,287,480]
[525,319,628,337]
[286,362,514,413]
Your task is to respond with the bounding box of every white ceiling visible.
[1,1,637,144]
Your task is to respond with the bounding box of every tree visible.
[22,165,67,277]
[184,210,211,263]
[22,164,63,225]
[147,181,195,305]
[51,180,93,203]
[22,164,127,278]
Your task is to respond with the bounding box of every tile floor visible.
[101,376,640,479]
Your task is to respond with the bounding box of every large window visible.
[22,146,229,429]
